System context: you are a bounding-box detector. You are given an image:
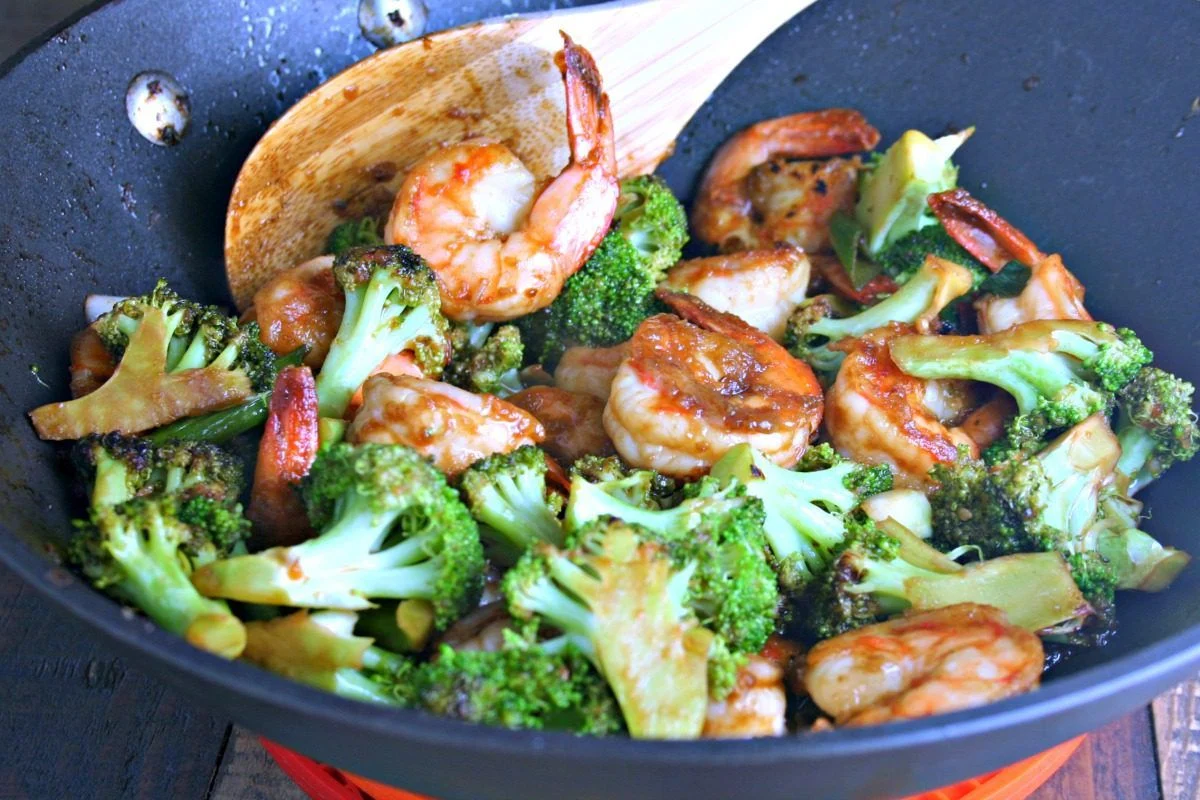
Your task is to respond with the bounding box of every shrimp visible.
[825,324,978,488]
[554,343,627,401]
[661,247,811,341]
[604,290,823,478]
[249,255,344,368]
[68,325,116,398]
[507,386,615,466]
[804,603,1043,727]
[926,189,1091,333]
[385,35,618,322]
[692,110,880,253]
[703,654,787,738]
[246,366,319,548]
[976,255,1091,334]
[436,603,513,653]
[960,393,1019,451]
[347,373,544,476]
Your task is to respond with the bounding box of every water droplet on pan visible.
[125,70,190,146]
[358,0,429,48]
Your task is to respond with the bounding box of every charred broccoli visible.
[445,322,524,397]
[31,280,275,439]
[315,246,449,419]
[1113,366,1199,494]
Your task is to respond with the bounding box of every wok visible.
[1,1,1197,797]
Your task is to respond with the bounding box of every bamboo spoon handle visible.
[225,0,816,307]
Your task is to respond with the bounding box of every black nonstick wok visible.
[1,1,1198,798]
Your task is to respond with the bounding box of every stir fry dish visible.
[29,37,1198,740]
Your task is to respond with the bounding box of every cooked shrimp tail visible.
[927,188,1044,270]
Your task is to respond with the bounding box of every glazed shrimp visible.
[347,374,543,476]
[703,654,788,738]
[927,189,1091,333]
[248,255,344,368]
[825,324,978,488]
[692,110,880,253]
[386,35,618,322]
[661,247,811,341]
[68,325,116,398]
[604,290,823,478]
[805,604,1043,727]
[554,343,627,401]
[508,386,615,466]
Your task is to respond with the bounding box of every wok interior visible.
[0,0,1198,713]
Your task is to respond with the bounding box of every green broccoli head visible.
[459,445,565,563]
[784,256,975,379]
[242,609,418,706]
[517,175,687,369]
[890,319,1152,454]
[325,216,383,257]
[445,322,524,397]
[569,455,679,508]
[416,642,623,735]
[68,496,247,658]
[503,519,717,739]
[875,224,989,286]
[708,443,893,593]
[1113,366,1199,493]
[563,471,778,653]
[314,245,450,418]
[31,280,276,440]
[192,443,485,628]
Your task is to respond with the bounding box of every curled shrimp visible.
[805,603,1043,727]
[386,35,617,322]
[604,290,823,478]
[554,343,627,401]
[248,255,344,368]
[347,374,544,476]
[661,247,811,341]
[508,386,615,466]
[69,325,116,398]
[692,110,880,253]
[247,366,319,548]
[927,189,1091,333]
[825,324,978,488]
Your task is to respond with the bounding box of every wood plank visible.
[208,728,308,800]
[1153,677,1200,800]
[1030,707,1161,800]
[0,563,231,800]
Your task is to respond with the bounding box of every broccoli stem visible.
[147,347,305,444]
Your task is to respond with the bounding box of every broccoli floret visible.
[445,322,524,397]
[890,320,1152,457]
[503,519,718,739]
[459,446,565,563]
[325,216,383,257]
[797,520,1090,641]
[517,175,687,368]
[73,434,246,509]
[243,610,417,706]
[875,225,989,286]
[563,471,778,653]
[709,443,892,593]
[314,246,449,418]
[856,128,974,256]
[569,455,679,508]
[1113,367,1199,494]
[784,256,975,378]
[192,443,485,629]
[416,641,623,734]
[68,497,247,658]
[30,280,276,440]
[1086,489,1191,593]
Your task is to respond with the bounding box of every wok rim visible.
[3,0,1200,777]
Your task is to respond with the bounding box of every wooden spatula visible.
[224,0,816,309]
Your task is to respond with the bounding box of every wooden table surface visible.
[2,3,1198,799]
